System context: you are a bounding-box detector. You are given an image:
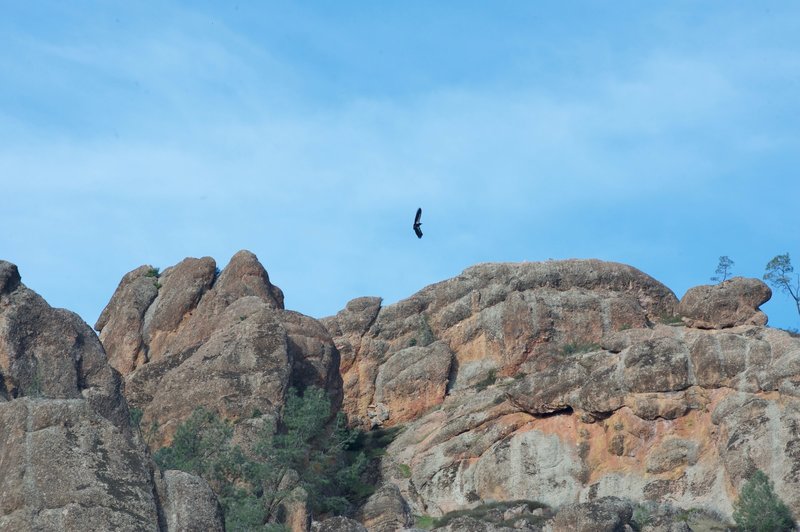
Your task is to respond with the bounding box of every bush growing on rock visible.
[154,386,370,529]
[732,470,795,532]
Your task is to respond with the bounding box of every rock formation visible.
[95,250,342,446]
[321,259,800,525]
[678,277,771,329]
[0,260,223,531]
[7,251,796,530]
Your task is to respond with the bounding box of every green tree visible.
[153,387,369,530]
[733,470,795,532]
[764,253,800,318]
[711,256,734,282]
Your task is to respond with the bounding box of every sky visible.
[1,2,799,331]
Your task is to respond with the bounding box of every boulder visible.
[547,497,634,532]
[0,263,129,427]
[161,469,224,531]
[0,261,166,530]
[319,261,800,523]
[678,277,771,329]
[312,516,368,532]
[359,483,413,532]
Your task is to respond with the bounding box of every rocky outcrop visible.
[548,497,633,532]
[322,264,800,524]
[0,261,128,426]
[0,398,160,531]
[96,251,342,446]
[0,262,148,529]
[0,260,224,531]
[678,277,771,329]
[322,260,679,428]
[160,470,224,531]
[359,483,414,531]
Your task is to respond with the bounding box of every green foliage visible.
[26,370,43,397]
[153,407,233,479]
[129,407,144,428]
[414,514,436,529]
[632,503,652,529]
[560,342,601,356]
[145,267,160,277]
[733,470,795,532]
[659,314,684,325]
[349,425,403,460]
[711,255,734,282]
[764,253,800,318]
[153,387,370,529]
[397,463,412,478]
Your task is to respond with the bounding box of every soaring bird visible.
[413,208,423,238]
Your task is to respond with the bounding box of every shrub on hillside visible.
[732,470,795,532]
[154,386,370,529]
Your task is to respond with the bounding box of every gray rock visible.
[359,483,413,532]
[312,515,368,532]
[547,497,633,532]
[162,469,224,531]
[0,399,160,531]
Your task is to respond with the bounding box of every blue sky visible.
[1,2,799,330]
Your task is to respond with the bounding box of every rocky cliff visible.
[2,253,798,531]
[0,260,223,531]
[95,250,342,447]
[322,261,800,527]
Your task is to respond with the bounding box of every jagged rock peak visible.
[95,250,285,375]
[96,250,342,448]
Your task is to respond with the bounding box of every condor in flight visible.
[413,208,423,239]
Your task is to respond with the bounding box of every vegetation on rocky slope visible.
[154,386,372,530]
[733,470,795,532]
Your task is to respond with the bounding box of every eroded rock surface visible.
[321,262,800,524]
[322,259,679,428]
[678,277,771,329]
[96,250,342,447]
[0,260,226,531]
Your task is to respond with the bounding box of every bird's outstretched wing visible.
[413,207,423,238]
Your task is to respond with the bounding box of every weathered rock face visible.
[322,263,800,524]
[0,260,224,531]
[322,260,679,428]
[0,261,128,426]
[548,497,633,532]
[678,277,771,329]
[96,250,342,447]
[0,398,160,531]
[160,470,224,532]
